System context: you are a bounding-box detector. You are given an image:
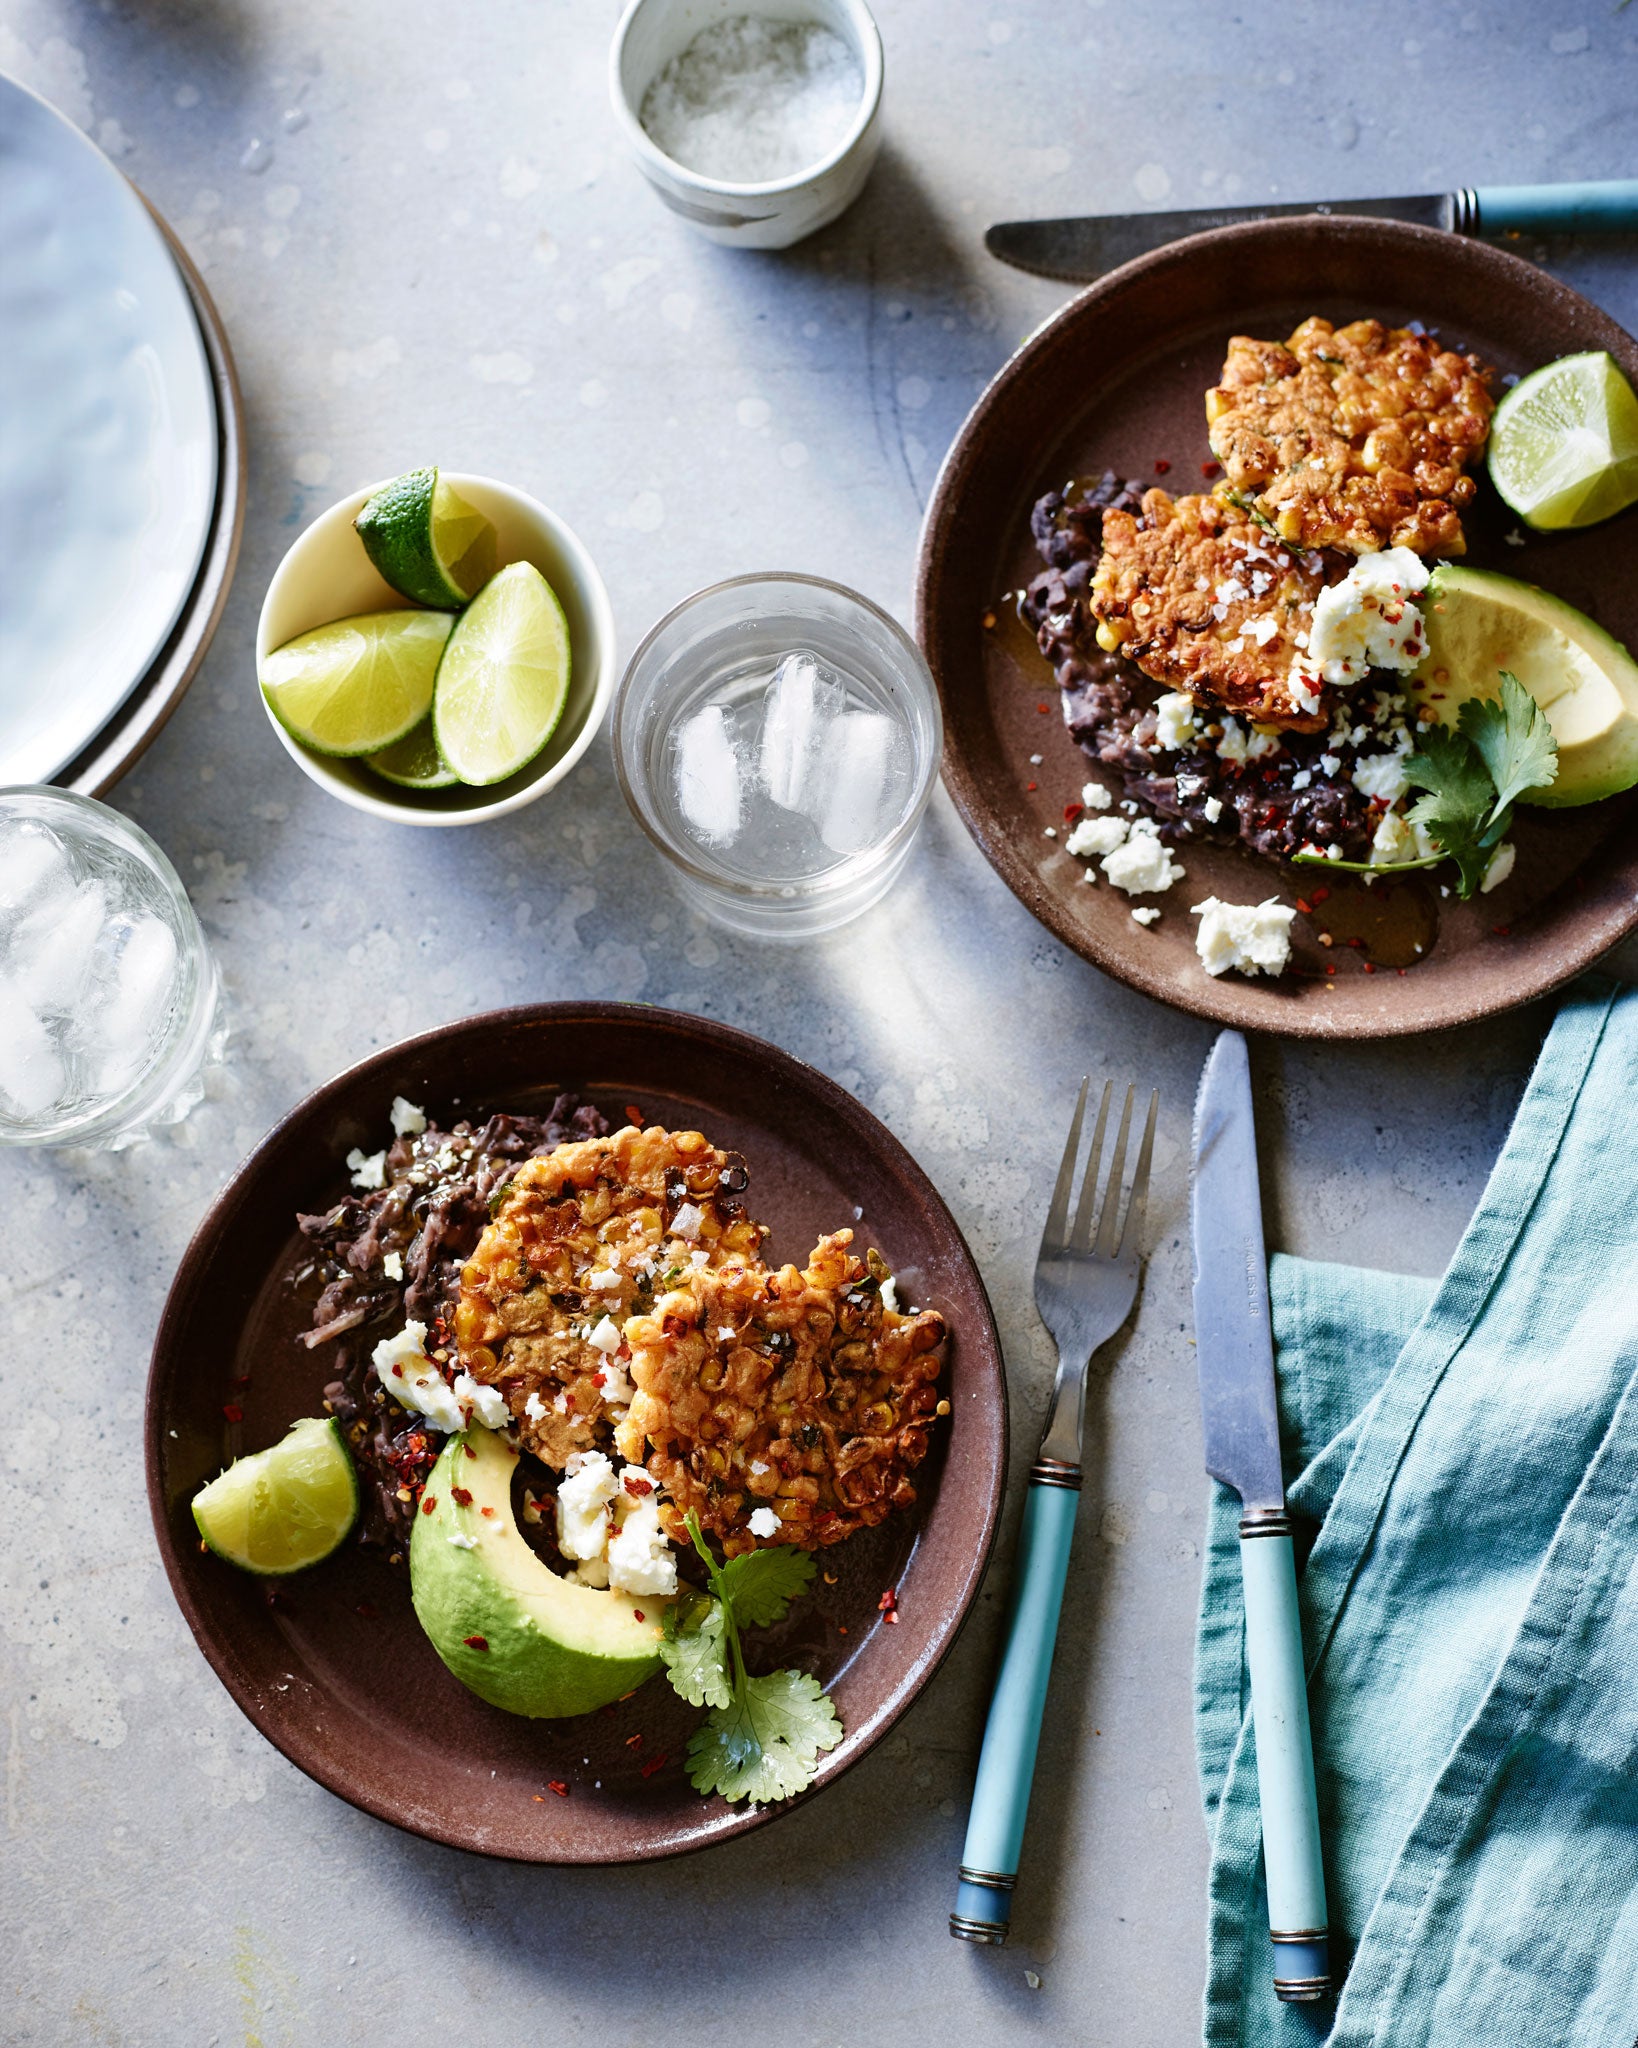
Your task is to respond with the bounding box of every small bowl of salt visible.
[610,0,883,249]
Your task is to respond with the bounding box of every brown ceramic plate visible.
[917,217,1638,1038]
[146,1003,1006,1863]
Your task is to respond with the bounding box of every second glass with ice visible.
[613,573,942,936]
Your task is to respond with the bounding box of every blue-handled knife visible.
[987,180,1638,282]
[1190,1030,1331,2005]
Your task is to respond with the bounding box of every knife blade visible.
[1190,1027,1332,2006]
[987,179,1638,282]
[1190,1027,1284,1513]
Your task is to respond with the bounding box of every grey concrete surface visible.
[3,2,1636,2042]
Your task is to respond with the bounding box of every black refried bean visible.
[297,1094,611,1551]
[1021,474,1387,865]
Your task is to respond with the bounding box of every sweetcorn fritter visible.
[1089,488,1331,729]
[455,1125,764,1467]
[616,1231,947,1555]
[1205,316,1494,557]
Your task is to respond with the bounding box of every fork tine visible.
[1040,1076,1089,1256]
[1092,1084,1135,1259]
[1070,1080,1113,1250]
[1116,1089,1160,1257]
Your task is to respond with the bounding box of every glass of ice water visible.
[0,789,221,1149]
[613,573,942,937]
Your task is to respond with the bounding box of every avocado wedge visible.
[410,1430,667,1718]
[1414,564,1638,807]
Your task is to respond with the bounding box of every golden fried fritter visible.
[1090,489,1330,729]
[1206,316,1493,556]
[455,1125,764,1467]
[616,1231,946,1555]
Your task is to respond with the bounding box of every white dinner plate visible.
[0,74,218,784]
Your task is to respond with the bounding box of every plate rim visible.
[145,1000,1009,1865]
[916,214,1638,1040]
[0,74,221,783]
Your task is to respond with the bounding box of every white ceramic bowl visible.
[609,0,884,251]
[256,474,616,827]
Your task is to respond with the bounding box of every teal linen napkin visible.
[1196,977,1638,2047]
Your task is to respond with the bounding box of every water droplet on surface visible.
[1329,111,1359,149]
[281,106,308,133]
[240,136,273,174]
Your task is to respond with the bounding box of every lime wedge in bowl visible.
[367,713,461,790]
[260,609,453,756]
[433,561,572,785]
[193,1417,359,1575]
[1488,351,1638,532]
[355,467,499,608]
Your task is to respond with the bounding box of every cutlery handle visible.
[950,1476,1080,1943]
[1239,1511,1331,2002]
[1473,180,1638,234]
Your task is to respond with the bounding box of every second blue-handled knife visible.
[1191,1030,1331,2005]
[987,180,1638,282]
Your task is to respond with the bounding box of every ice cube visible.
[11,878,106,1014]
[758,649,846,812]
[79,914,179,1096]
[674,705,744,846]
[0,820,76,924]
[818,711,897,856]
[0,975,66,1119]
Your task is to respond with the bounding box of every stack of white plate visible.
[0,73,244,794]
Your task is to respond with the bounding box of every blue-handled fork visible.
[951,1076,1158,1944]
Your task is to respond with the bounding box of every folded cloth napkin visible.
[1196,977,1638,2047]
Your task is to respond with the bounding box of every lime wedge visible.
[1488,352,1638,531]
[432,561,572,785]
[192,1417,359,1575]
[366,713,461,790]
[261,610,453,757]
[355,467,499,608]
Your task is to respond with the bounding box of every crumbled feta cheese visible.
[1371,808,1438,865]
[747,1506,780,1539]
[382,1250,403,1282]
[1203,795,1224,823]
[556,1452,618,1561]
[372,1321,465,1431]
[1191,897,1296,978]
[595,1356,635,1407]
[588,1315,623,1355]
[1131,906,1161,926]
[716,1326,735,1343]
[446,1532,478,1550]
[1481,841,1516,893]
[670,1202,704,1239]
[1103,819,1186,896]
[1308,549,1430,685]
[1352,751,1411,804]
[750,1459,770,1476]
[587,1267,622,1291]
[572,1557,610,1588]
[452,1371,510,1432]
[879,1275,900,1313]
[1066,814,1128,860]
[346,1147,387,1192]
[1080,781,1113,811]
[434,1144,459,1174]
[389,1096,427,1138]
[1152,692,1197,752]
[1029,753,1044,765]
[524,1390,548,1422]
[1043,826,1058,839]
[606,1491,677,1597]
[688,1248,710,1268]
[1215,716,1274,766]
[1319,753,1341,776]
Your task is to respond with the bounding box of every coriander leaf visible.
[715,1544,816,1629]
[684,1669,843,1804]
[658,1600,732,1710]
[1403,724,1498,898]
[1459,671,1558,818]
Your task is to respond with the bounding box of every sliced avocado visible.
[410,1430,667,1718]
[1414,563,1638,807]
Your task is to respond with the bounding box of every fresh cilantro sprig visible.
[1403,672,1556,896]
[1293,673,1556,899]
[658,1513,841,1803]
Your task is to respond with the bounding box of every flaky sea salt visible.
[640,16,863,183]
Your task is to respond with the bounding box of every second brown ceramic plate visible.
[147,1004,1006,1863]
[917,218,1638,1038]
